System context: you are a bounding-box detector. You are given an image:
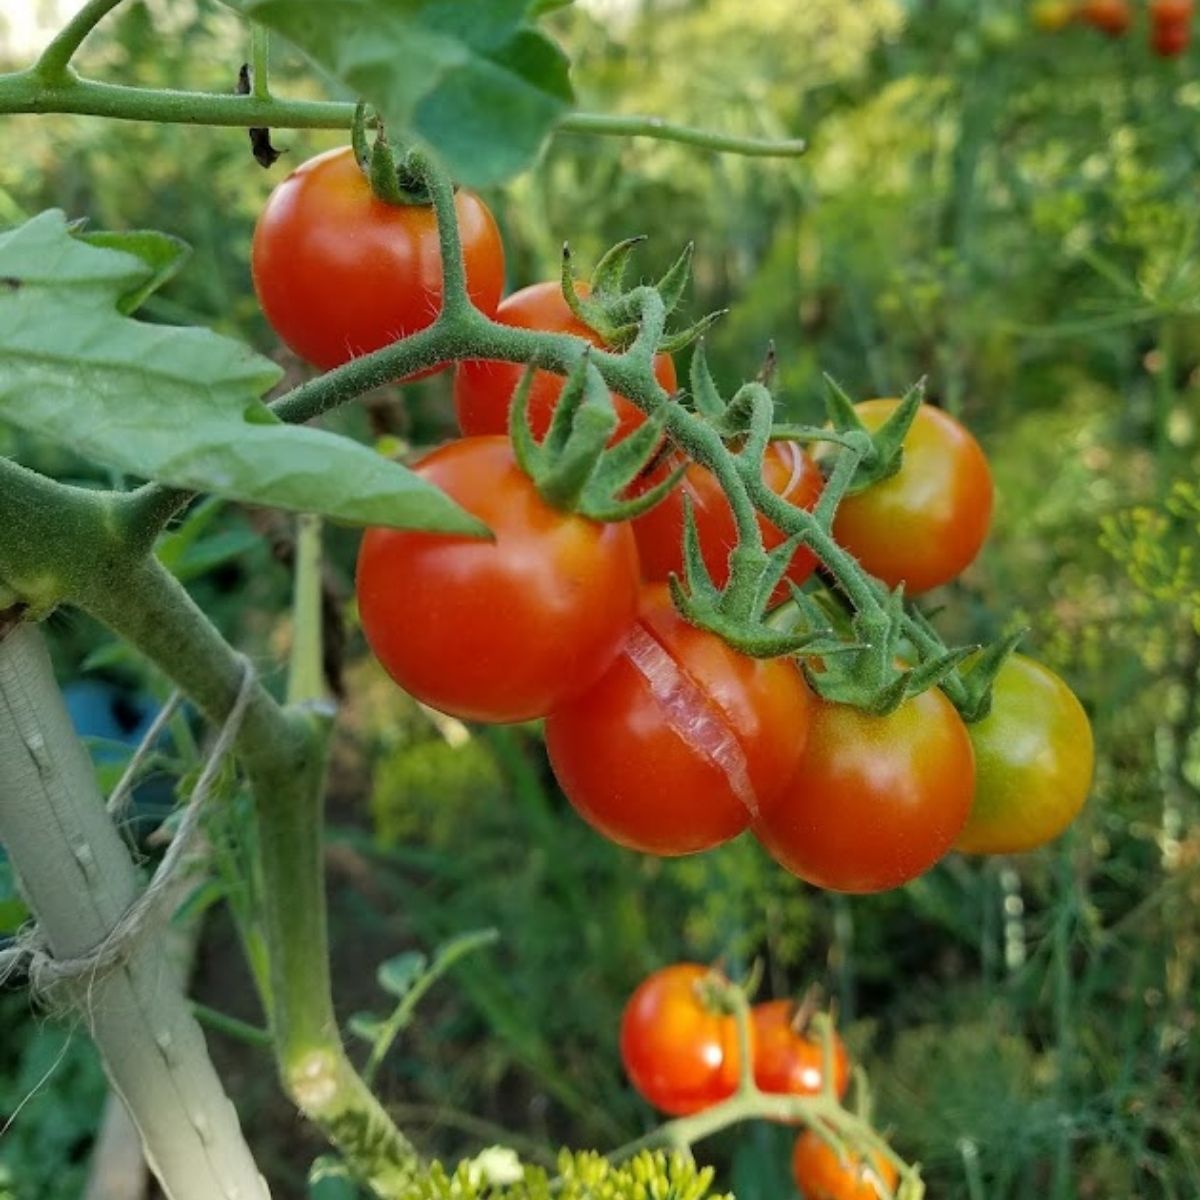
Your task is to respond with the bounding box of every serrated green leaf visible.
[223,0,574,187]
[0,212,486,535]
[377,950,428,999]
[77,229,191,314]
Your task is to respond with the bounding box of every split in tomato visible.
[545,585,812,856]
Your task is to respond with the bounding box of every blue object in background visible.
[62,679,178,819]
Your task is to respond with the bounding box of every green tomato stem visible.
[33,0,126,81]
[287,514,326,707]
[250,26,271,101]
[0,68,807,157]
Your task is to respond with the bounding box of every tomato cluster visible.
[619,965,850,1116]
[253,146,1095,896]
[620,965,888,1199]
[1029,0,1192,55]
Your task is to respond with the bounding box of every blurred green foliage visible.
[1,1,1200,1198]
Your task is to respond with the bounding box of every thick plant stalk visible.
[0,621,269,1200]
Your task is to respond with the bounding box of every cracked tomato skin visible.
[955,654,1093,855]
[545,586,812,856]
[356,436,639,724]
[791,1130,899,1200]
[620,964,746,1117]
[751,1000,851,1103]
[754,689,975,893]
[453,280,677,442]
[632,441,823,603]
[831,400,993,595]
[252,146,504,372]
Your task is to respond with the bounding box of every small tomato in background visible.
[791,1129,899,1200]
[831,399,993,595]
[751,1000,851,1102]
[252,146,504,372]
[356,436,639,724]
[620,964,745,1117]
[1030,0,1078,32]
[955,654,1093,855]
[1150,0,1193,21]
[1151,19,1192,54]
[1079,0,1132,35]
[454,280,676,442]
[545,585,812,856]
[632,441,823,603]
[754,688,975,894]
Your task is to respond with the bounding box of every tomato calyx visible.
[952,626,1028,723]
[508,350,677,521]
[350,100,434,207]
[823,377,924,495]
[560,238,726,361]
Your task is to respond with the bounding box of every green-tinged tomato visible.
[956,654,1094,855]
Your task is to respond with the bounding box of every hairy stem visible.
[33,0,126,81]
[76,555,418,1193]
[0,69,805,157]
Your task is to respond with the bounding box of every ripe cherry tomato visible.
[955,655,1093,855]
[1152,19,1191,53]
[751,1000,851,1102]
[831,400,993,595]
[1080,0,1132,35]
[754,688,975,893]
[1151,0,1193,19]
[1030,0,1079,31]
[545,586,812,856]
[620,964,745,1116]
[252,146,504,372]
[453,280,677,441]
[791,1129,899,1200]
[632,442,823,603]
[356,436,638,723]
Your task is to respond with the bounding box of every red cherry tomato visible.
[1152,19,1191,53]
[545,586,812,856]
[831,400,993,595]
[791,1129,899,1200]
[620,964,745,1116]
[1080,0,1132,34]
[252,146,504,372]
[356,436,638,723]
[955,655,1093,855]
[453,280,677,441]
[632,442,823,603]
[1150,0,1192,21]
[754,689,975,893]
[751,1000,851,1103]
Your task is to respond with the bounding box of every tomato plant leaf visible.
[76,229,191,314]
[0,212,487,535]
[346,1012,387,1044]
[377,951,428,999]
[223,0,574,187]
